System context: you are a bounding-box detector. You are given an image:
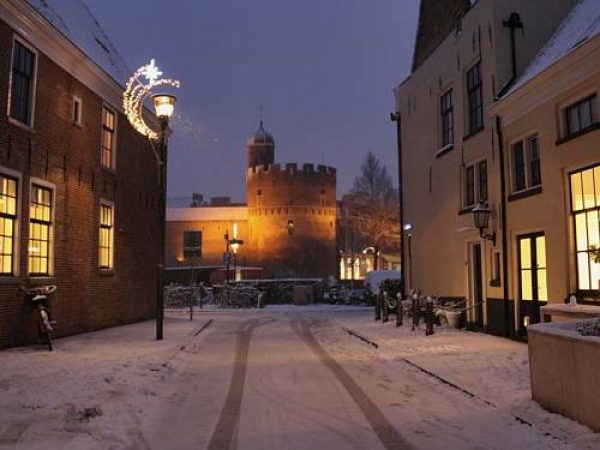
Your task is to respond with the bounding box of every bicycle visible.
[22,285,57,351]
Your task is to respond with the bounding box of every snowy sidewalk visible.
[329,310,600,450]
[0,314,209,449]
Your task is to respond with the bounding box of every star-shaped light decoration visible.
[141,59,163,84]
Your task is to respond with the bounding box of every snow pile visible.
[26,0,131,84]
[510,0,600,94]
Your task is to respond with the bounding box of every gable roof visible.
[508,0,600,95]
[26,0,130,85]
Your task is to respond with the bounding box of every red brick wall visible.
[0,20,160,348]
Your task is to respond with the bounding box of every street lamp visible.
[153,94,176,341]
[472,201,496,246]
[152,94,177,122]
[123,60,180,341]
[230,238,244,282]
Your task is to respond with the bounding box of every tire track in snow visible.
[207,318,274,450]
[293,318,414,450]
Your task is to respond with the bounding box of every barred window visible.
[10,40,36,126]
[0,175,18,275]
[29,185,52,276]
[99,203,114,269]
[101,107,116,168]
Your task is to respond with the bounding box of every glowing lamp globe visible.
[152,94,177,120]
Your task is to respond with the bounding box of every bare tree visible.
[347,152,400,269]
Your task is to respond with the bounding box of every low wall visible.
[528,320,600,432]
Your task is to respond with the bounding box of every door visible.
[472,243,484,330]
[518,233,548,334]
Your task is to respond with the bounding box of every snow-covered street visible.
[1,306,598,449]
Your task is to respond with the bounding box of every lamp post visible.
[472,201,496,246]
[230,239,244,282]
[152,93,177,341]
[122,60,180,341]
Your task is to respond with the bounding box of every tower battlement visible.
[246,163,337,179]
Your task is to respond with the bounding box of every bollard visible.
[412,296,419,331]
[425,298,434,336]
[382,291,389,323]
[396,292,403,327]
[374,292,381,321]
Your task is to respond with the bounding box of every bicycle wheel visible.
[42,325,53,351]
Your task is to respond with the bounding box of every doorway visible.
[468,242,485,330]
[517,233,547,335]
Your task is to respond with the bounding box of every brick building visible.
[166,122,337,281]
[0,0,159,348]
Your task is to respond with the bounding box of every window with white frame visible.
[9,39,37,126]
[440,89,454,147]
[570,165,600,292]
[0,175,18,275]
[101,106,116,169]
[511,134,541,192]
[73,96,82,126]
[463,160,487,208]
[29,184,53,276]
[99,202,114,269]
[564,95,598,137]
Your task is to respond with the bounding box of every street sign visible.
[183,230,202,258]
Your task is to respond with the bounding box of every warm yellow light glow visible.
[153,94,176,119]
[123,59,180,140]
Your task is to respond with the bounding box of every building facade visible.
[166,122,337,280]
[489,0,600,335]
[394,0,580,334]
[0,0,160,348]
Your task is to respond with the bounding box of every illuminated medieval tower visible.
[245,122,337,278]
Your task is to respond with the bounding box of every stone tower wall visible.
[246,163,337,278]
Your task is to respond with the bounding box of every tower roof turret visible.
[246,121,275,147]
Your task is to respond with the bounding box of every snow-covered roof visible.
[508,0,600,95]
[26,0,130,85]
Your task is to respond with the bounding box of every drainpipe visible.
[495,115,512,338]
[497,12,523,99]
[390,112,405,299]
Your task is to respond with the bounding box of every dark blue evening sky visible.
[86,0,419,202]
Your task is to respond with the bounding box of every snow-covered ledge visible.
[540,303,600,322]
[528,320,600,432]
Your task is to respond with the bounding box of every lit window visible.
[570,165,600,291]
[29,185,52,276]
[466,62,483,134]
[440,89,453,147]
[101,107,116,169]
[9,39,37,126]
[0,175,18,275]
[512,134,541,192]
[463,160,487,208]
[99,203,114,269]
